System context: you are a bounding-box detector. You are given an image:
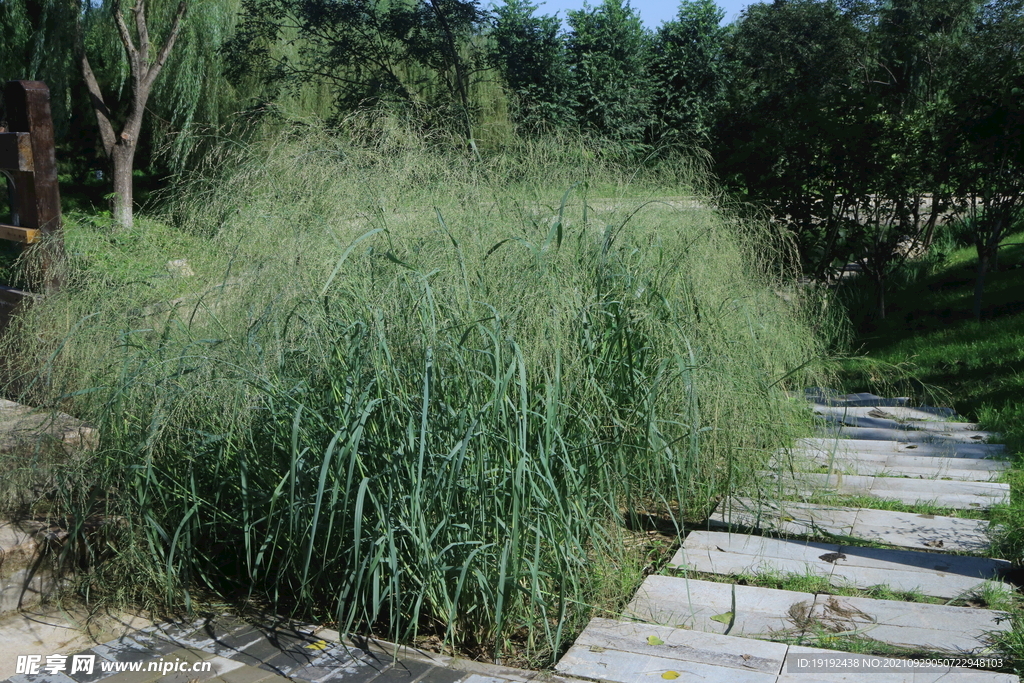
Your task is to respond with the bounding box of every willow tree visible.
[226,0,486,144]
[74,0,188,228]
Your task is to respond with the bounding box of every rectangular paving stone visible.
[571,618,788,675]
[868,477,1009,508]
[769,472,1007,509]
[555,645,777,683]
[782,450,1005,481]
[814,409,981,432]
[799,437,1007,459]
[711,497,995,553]
[806,594,1009,654]
[674,532,838,579]
[709,498,859,537]
[828,542,1008,598]
[812,405,964,424]
[806,392,911,408]
[896,441,1007,458]
[831,426,995,444]
[835,544,1008,578]
[851,508,992,552]
[885,454,1009,472]
[624,575,814,640]
[767,471,876,496]
[675,531,1008,599]
[799,437,903,454]
[829,564,1004,599]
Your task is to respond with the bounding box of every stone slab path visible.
[779,448,1009,481]
[762,470,1009,508]
[799,436,1007,458]
[710,496,994,552]
[1,615,581,683]
[674,530,1009,599]
[558,618,1017,683]
[554,390,1020,682]
[625,575,1009,652]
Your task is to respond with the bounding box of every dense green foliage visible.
[4,0,1020,310]
[651,0,726,141]
[489,0,575,131]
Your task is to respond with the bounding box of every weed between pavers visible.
[666,568,943,604]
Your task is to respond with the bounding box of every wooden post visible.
[0,81,63,291]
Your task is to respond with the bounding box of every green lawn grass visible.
[842,234,1024,451]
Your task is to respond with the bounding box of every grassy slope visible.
[843,235,1024,452]
[839,233,1024,671]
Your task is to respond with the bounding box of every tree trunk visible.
[112,142,136,228]
[973,248,991,322]
[876,276,886,321]
[921,195,942,248]
[75,0,187,230]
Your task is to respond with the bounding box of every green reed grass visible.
[2,125,832,663]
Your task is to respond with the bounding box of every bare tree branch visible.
[143,0,188,91]
[135,0,151,64]
[111,0,139,65]
[74,11,116,156]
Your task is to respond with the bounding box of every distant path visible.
[555,389,1019,682]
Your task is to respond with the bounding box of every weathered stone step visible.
[0,519,57,613]
[763,471,1009,509]
[709,498,993,553]
[557,617,783,682]
[805,389,916,408]
[788,448,1009,472]
[822,425,996,444]
[813,405,979,431]
[625,575,1010,654]
[0,398,97,455]
[675,531,1009,599]
[778,449,1007,482]
[556,618,1016,683]
[811,404,962,423]
[818,413,983,433]
[797,437,1006,459]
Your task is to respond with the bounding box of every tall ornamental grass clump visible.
[4,126,830,661]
